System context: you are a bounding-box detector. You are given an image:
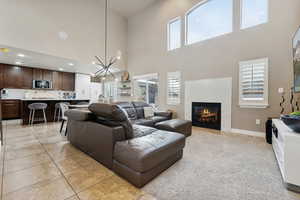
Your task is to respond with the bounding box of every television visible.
[293,27,300,92]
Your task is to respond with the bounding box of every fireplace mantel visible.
[185,77,232,131]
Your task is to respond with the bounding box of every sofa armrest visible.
[154,111,172,119]
[65,109,94,121]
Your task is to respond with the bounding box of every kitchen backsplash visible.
[1,89,76,99]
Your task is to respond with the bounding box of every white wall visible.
[127,0,300,132]
[0,0,128,70]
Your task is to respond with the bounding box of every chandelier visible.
[94,0,121,80]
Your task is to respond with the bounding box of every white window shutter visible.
[167,71,181,105]
[239,58,269,108]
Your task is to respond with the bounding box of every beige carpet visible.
[142,128,300,200]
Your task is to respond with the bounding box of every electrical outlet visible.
[256,119,261,125]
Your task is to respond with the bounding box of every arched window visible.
[185,0,233,45]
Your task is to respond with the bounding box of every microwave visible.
[32,80,52,89]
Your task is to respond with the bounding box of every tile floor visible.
[0,121,155,200]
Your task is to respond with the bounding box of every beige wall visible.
[128,0,300,132]
[0,0,128,69]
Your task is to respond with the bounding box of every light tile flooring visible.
[0,121,155,200]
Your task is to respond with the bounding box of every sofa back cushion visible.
[88,103,134,139]
[115,102,137,120]
[132,102,150,119]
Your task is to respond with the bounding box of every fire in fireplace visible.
[192,102,221,130]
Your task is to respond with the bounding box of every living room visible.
[0,0,300,200]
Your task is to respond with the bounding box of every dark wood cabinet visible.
[43,70,53,81]
[22,67,33,89]
[33,68,43,80]
[52,71,63,90]
[62,72,75,91]
[1,100,20,119]
[0,63,75,91]
[33,68,52,81]
[0,64,4,89]
[3,65,23,88]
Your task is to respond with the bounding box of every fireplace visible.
[192,102,221,130]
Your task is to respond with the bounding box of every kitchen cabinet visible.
[0,63,75,91]
[21,67,33,89]
[62,72,75,91]
[43,69,53,81]
[33,68,43,80]
[52,71,63,90]
[3,65,23,88]
[0,64,4,89]
[3,65,33,89]
[33,68,53,81]
[1,100,20,119]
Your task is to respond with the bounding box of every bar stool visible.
[59,103,69,136]
[54,102,70,121]
[28,103,47,125]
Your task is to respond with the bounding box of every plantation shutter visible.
[167,71,181,105]
[240,59,266,100]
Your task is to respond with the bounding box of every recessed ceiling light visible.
[59,68,64,71]
[68,63,74,66]
[92,61,96,65]
[15,61,23,65]
[17,53,25,57]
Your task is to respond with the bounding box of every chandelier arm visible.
[95,56,105,66]
[108,71,115,79]
[95,68,106,75]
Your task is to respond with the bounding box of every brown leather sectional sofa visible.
[65,102,186,188]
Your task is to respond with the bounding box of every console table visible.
[272,119,300,192]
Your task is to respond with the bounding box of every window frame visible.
[239,57,269,108]
[240,0,269,30]
[167,17,182,51]
[185,0,233,46]
[167,71,181,105]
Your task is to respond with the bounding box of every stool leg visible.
[54,108,57,121]
[58,109,61,121]
[29,110,32,125]
[31,110,35,125]
[43,109,47,123]
[60,120,65,133]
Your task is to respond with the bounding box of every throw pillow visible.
[144,107,154,119]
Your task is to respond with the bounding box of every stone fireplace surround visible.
[185,77,232,132]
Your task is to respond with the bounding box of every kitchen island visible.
[21,99,89,125]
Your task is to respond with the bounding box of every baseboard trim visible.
[231,128,264,137]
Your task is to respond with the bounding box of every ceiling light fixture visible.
[59,68,64,71]
[68,63,74,66]
[93,0,122,81]
[17,53,25,57]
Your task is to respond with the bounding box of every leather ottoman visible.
[155,119,192,137]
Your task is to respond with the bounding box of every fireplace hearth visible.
[192,102,221,130]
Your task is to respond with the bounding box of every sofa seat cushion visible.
[150,116,169,124]
[132,119,155,127]
[114,130,185,173]
[132,125,157,138]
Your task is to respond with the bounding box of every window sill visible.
[239,104,269,109]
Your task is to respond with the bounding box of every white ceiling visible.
[0,45,119,75]
[109,0,157,17]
